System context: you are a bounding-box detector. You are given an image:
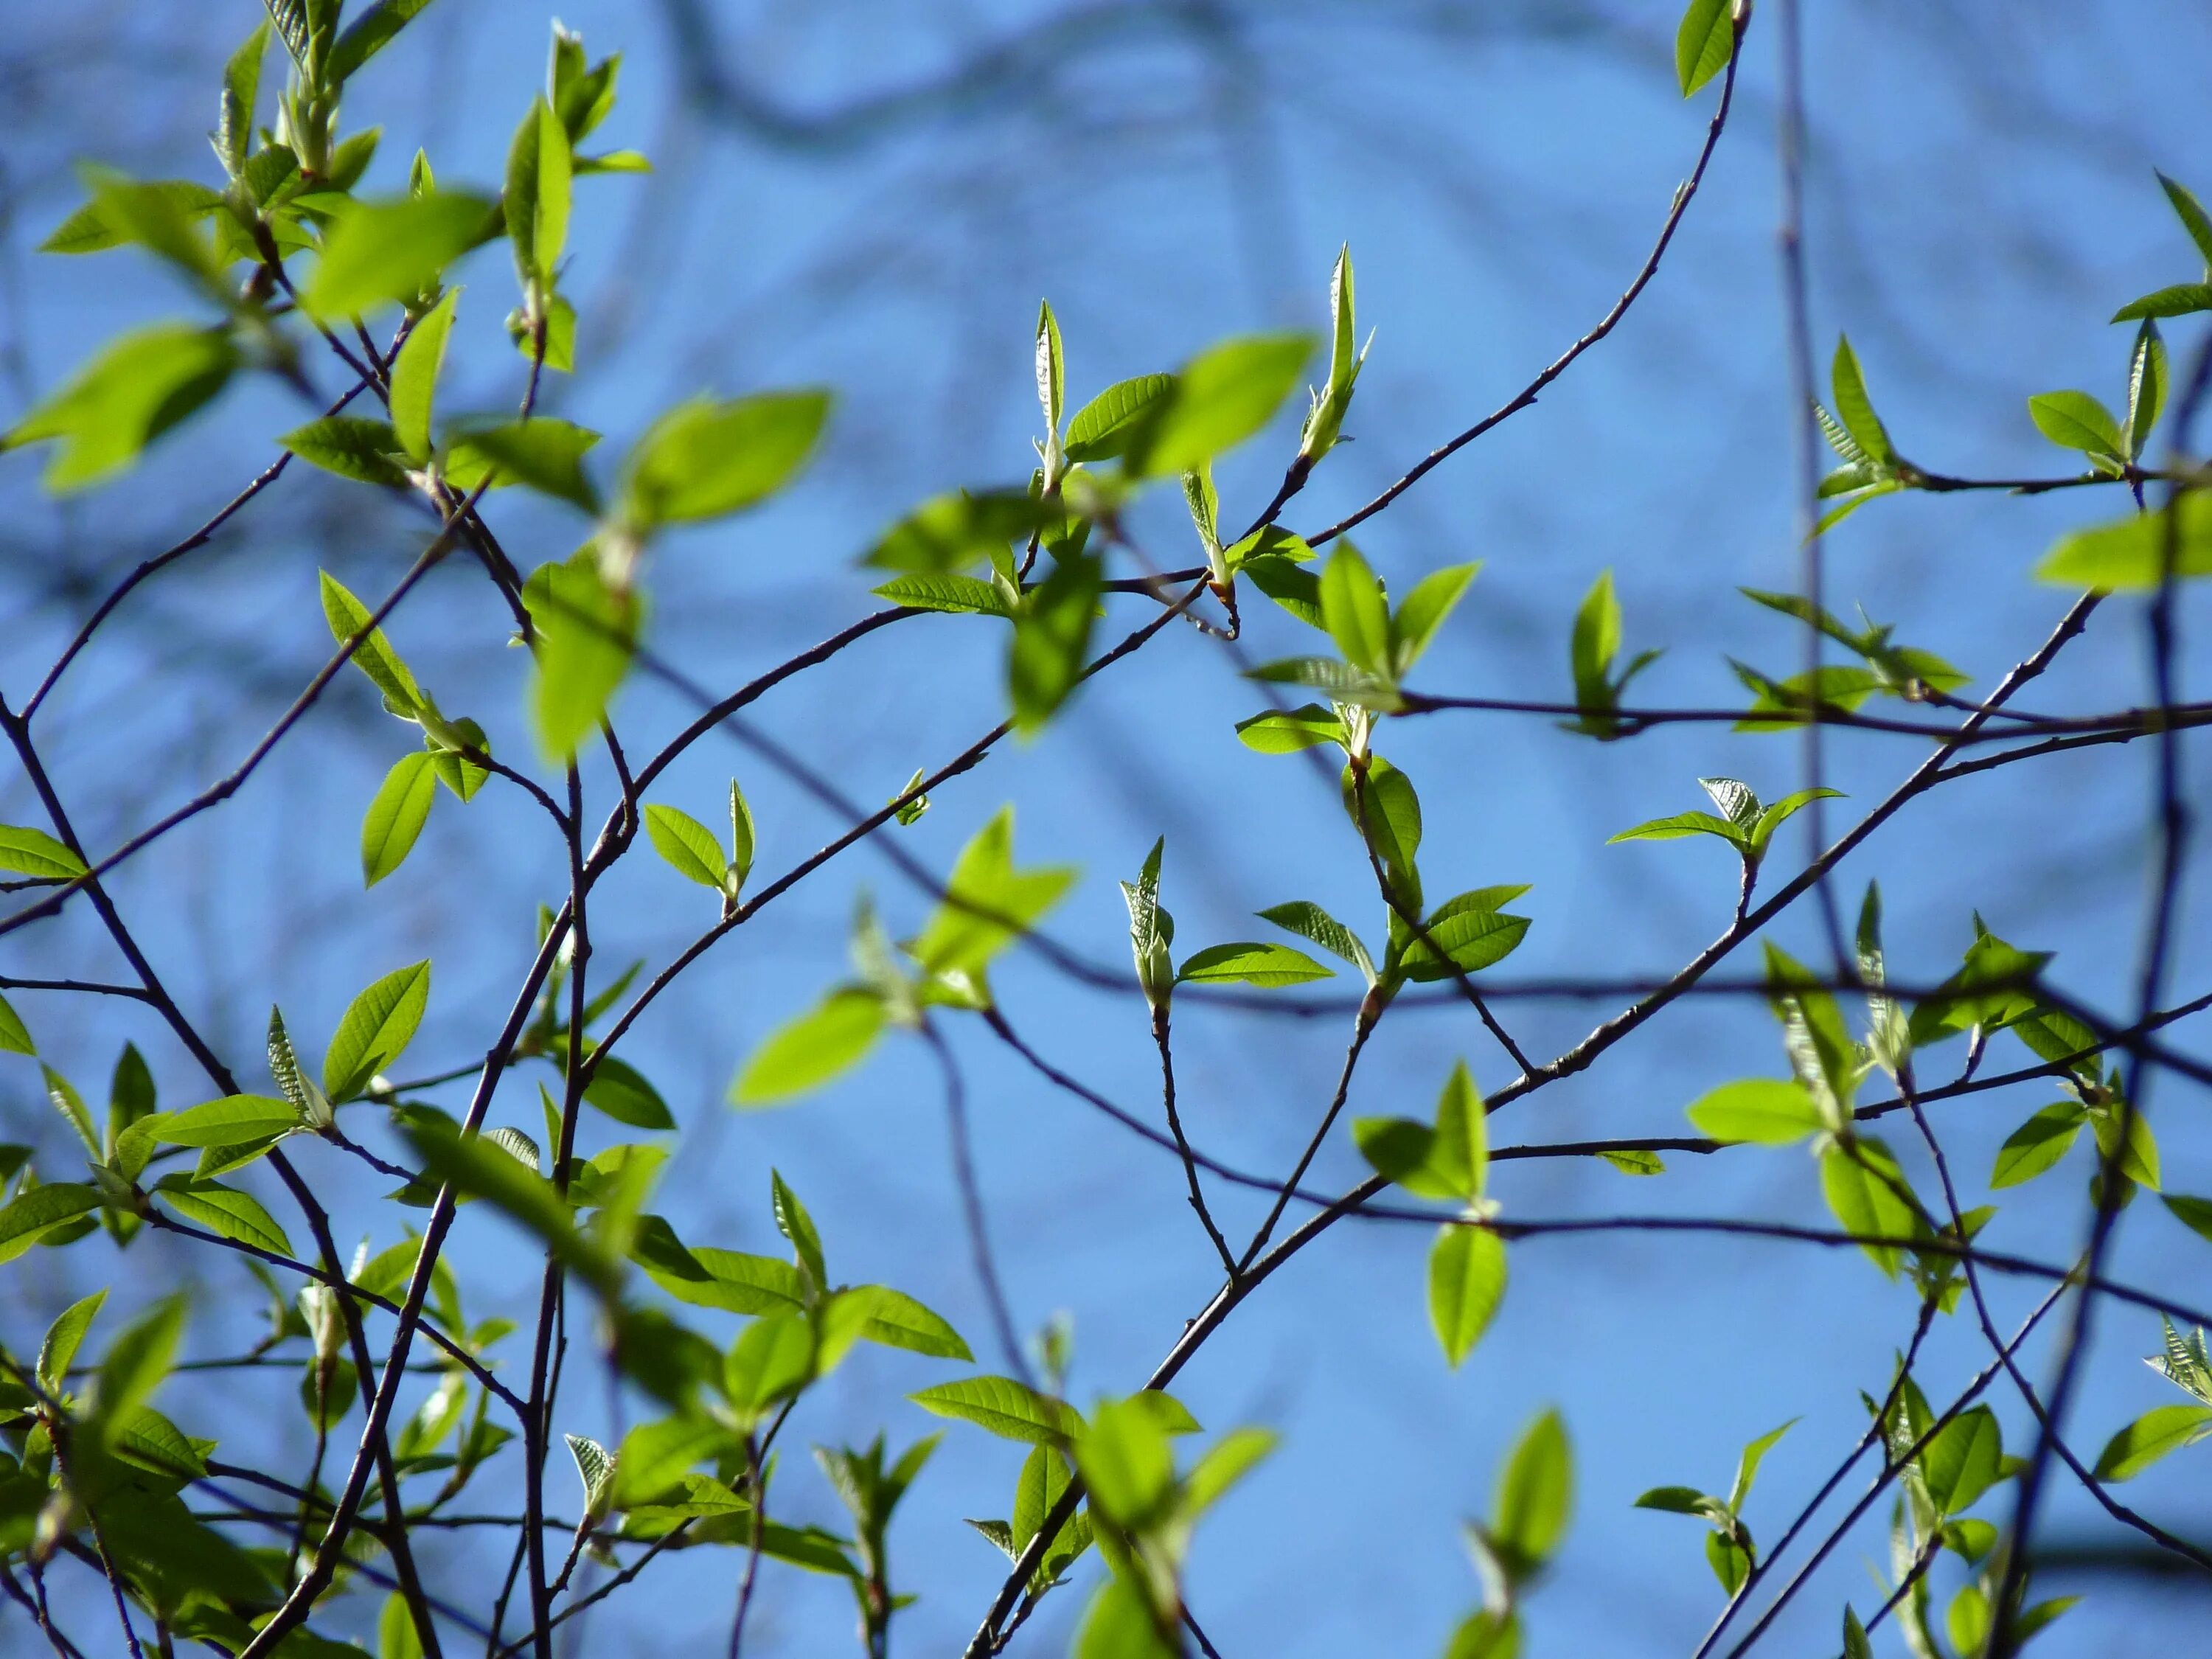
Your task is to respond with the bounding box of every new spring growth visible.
[1122,838,1178,1011]
[1298,245,1370,465]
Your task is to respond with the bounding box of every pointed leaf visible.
[1428,1225,1506,1368]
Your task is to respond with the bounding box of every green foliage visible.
[1674,0,1738,97]
[1564,570,1660,738]
[1610,776,1840,876]
[1357,1062,1489,1203]
[1071,1399,1276,1649]
[1449,1411,1576,1654]
[1,324,238,491]
[0,826,88,881]
[1298,245,1366,463]
[2037,493,2212,588]
[911,1376,1084,1446]
[524,553,640,759]
[1428,1225,1507,1368]
[1124,333,1313,476]
[2112,172,2212,321]
[323,960,431,1099]
[304,192,496,319]
[621,391,831,529]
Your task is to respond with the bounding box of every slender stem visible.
[1238,998,1378,1275]
[725,1439,768,1659]
[925,1021,1034,1388]
[1307,2,1747,547]
[1153,1006,1239,1279]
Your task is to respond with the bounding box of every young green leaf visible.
[446,418,601,509]
[1064,373,1176,463]
[1009,547,1102,732]
[1919,1406,2001,1515]
[505,97,572,289]
[1829,335,1893,464]
[90,1294,187,1440]
[1126,333,1314,476]
[2154,170,2212,270]
[2036,494,2212,589]
[327,0,439,84]
[2091,1404,2212,1481]
[1820,1138,1919,1279]
[153,1095,301,1146]
[1989,1102,2086,1189]
[1686,1078,1824,1145]
[154,1179,294,1256]
[2110,283,2212,324]
[770,1169,827,1292]
[44,1066,97,1155]
[845,1285,972,1361]
[1607,809,1741,848]
[910,1376,1085,1446]
[214,23,271,177]
[389,287,458,465]
[2027,390,2124,459]
[2160,1194,2212,1248]
[1728,1419,1796,1512]
[282,416,411,487]
[1296,243,1365,464]
[1318,543,1392,679]
[320,569,425,714]
[304,193,495,319]
[644,803,729,892]
[0,825,86,881]
[1746,787,1843,858]
[582,1055,674,1130]
[2,324,239,492]
[1390,563,1478,675]
[1396,889,1533,982]
[732,988,886,1106]
[38,1290,106,1395]
[362,751,438,886]
[324,960,431,1100]
[1234,706,1345,755]
[0,1184,101,1263]
[1433,1062,1489,1203]
[1428,1225,1506,1368]
[1490,1409,1572,1577]
[1345,756,1422,908]
[549,24,623,144]
[1122,837,1176,1008]
[1674,0,1736,97]
[0,992,32,1057]
[867,491,1064,574]
[1247,655,1399,709]
[1077,1395,1176,1529]
[2088,1099,2161,1191]
[1257,900,1374,983]
[727,779,758,884]
[1174,942,1334,989]
[872,572,1012,616]
[2126,319,2168,462]
[401,1116,620,1295]
[631,1218,806,1314]
[524,554,639,760]
[622,391,831,527]
[907,807,1075,979]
